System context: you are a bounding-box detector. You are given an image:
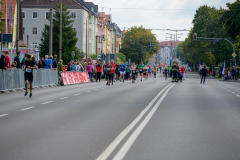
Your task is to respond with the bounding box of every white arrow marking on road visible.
[20,106,34,111]
[96,83,174,160]
[0,114,8,118]
[42,101,53,105]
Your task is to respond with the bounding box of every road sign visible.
[0,34,13,42]
[71,51,75,57]
[232,53,236,57]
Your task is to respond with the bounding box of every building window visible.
[71,12,76,19]
[33,27,37,34]
[46,12,50,19]
[22,12,25,19]
[23,27,25,34]
[32,12,38,19]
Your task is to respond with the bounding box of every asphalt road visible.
[0,72,240,160]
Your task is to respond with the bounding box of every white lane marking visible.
[42,101,53,105]
[113,83,175,160]
[86,91,91,93]
[20,106,34,111]
[60,97,69,100]
[236,95,240,97]
[74,93,81,96]
[231,92,235,94]
[96,83,174,160]
[0,114,8,118]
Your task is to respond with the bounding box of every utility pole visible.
[16,0,20,53]
[114,24,117,62]
[85,17,88,68]
[49,9,53,56]
[59,0,62,60]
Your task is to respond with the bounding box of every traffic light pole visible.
[197,37,235,55]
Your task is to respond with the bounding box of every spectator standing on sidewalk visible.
[5,51,11,69]
[20,53,28,67]
[46,56,52,69]
[200,65,207,84]
[86,61,93,82]
[96,61,102,82]
[58,60,63,73]
[14,51,21,68]
[52,55,58,70]
[32,56,38,67]
[0,55,6,69]
[72,62,77,71]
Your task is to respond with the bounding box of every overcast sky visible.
[88,0,236,42]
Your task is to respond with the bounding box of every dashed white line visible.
[42,101,53,105]
[0,114,8,118]
[74,93,81,96]
[86,91,91,93]
[231,92,235,94]
[60,97,69,100]
[236,95,240,97]
[20,106,34,111]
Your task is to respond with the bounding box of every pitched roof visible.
[21,0,84,9]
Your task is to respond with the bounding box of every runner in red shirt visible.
[5,51,11,69]
[96,61,102,82]
[111,60,116,85]
[180,66,186,80]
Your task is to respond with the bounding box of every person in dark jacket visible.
[0,55,6,69]
[200,65,207,84]
[14,51,21,68]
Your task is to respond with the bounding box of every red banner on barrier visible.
[61,71,90,85]
[67,72,74,84]
[73,72,79,84]
[61,72,69,85]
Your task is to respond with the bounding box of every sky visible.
[87,0,236,42]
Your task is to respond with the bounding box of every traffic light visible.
[193,33,197,40]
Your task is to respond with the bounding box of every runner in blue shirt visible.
[120,61,126,82]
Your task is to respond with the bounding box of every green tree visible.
[39,2,79,63]
[117,52,126,62]
[88,54,96,59]
[120,26,159,64]
[0,1,4,31]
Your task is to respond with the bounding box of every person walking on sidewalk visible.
[200,65,207,84]
[23,55,37,98]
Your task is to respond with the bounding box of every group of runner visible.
[104,60,162,86]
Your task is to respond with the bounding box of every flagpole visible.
[5,0,8,33]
